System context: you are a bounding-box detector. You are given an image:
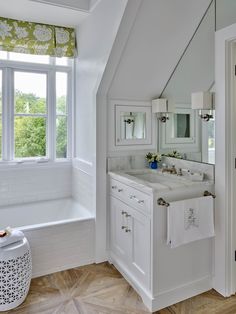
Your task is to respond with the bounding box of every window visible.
[0,53,73,162]
[0,70,2,158]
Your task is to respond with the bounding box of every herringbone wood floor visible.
[2,262,236,314]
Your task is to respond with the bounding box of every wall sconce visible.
[191,91,214,122]
[152,98,173,123]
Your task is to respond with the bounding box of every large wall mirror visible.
[158,0,236,165]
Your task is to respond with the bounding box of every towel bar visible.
[203,191,216,198]
[158,191,216,207]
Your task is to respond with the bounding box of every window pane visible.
[14,117,46,158]
[56,72,67,114]
[56,116,67,158]
[9,52,49,64]
[15,72,47,114]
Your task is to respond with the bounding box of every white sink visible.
[123,169,206,190]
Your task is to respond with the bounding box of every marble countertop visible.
[108,168,214,194]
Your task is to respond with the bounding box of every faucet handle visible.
[177,168,183,176]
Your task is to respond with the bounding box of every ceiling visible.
[0,0,100,27]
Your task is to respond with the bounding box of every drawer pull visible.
[121,210,127,215]
[125,213,131,218]
[129,195,136,199]
[118,189,123,192]
[138,200,145,204]
[112,185,117,189]
[125,228,131,233]
[121,225,127,230]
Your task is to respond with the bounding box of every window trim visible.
[0,56,74,163]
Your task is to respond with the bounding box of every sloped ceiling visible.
[0,0,100,26]
[108,0,213,101]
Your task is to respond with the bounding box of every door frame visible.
[215,23,236,296]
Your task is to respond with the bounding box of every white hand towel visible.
[0,229,24,248]
[167,196,214,248]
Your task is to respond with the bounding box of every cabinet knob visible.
[121,225,127,230]
[125,228,131,233]
[129,195,136,199]
[112,185,117,189]
[121,211,127,215]
[125,213,131,218]
[118,189,123,192]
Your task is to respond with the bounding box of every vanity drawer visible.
[110,178,151,214]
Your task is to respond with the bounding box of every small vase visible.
[150,161,158,169]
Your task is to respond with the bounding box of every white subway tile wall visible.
[0,165,72,206]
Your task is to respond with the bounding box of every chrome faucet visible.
[162,165,177,175]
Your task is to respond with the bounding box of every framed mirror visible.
[159,105,200,156]
[116,105,152,146]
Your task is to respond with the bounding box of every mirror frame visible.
[108,100,156,154]
[159,104,201,154]
[115,105,152,146]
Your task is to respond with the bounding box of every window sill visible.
[0,159,72,170]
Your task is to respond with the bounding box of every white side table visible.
[0,237,32,311]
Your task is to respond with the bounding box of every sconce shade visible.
[191,91,213,110]
[152,98,169,113]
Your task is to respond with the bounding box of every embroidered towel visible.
[167,196,214,248]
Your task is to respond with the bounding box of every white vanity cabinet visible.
[108,171,214,312]
[109,179,151,290]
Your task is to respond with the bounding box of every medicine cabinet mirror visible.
[115,105,152,146]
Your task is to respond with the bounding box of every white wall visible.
[75,0,127,164]
[75,0,128,261]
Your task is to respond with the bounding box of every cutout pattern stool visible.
[0,237,32,311]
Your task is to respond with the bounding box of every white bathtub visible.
[0,198,95,278]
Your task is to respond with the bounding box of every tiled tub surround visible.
[0,162,96,277]
[0,163,72,206]
[0,198,95,278]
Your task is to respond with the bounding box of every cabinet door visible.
[127,206,151,289]
[110,197,131,264]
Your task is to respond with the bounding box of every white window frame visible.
[0,55,74,164]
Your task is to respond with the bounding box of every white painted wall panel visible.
[72,165,94,215]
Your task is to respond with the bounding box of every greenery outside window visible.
[0,52,73,163]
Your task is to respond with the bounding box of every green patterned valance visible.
[0,17,76,58]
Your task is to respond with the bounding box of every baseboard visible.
[110,253,212,312]
[32,258,95,278]
[152,275,212,311]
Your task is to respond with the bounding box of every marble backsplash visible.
[107,155,215,181]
